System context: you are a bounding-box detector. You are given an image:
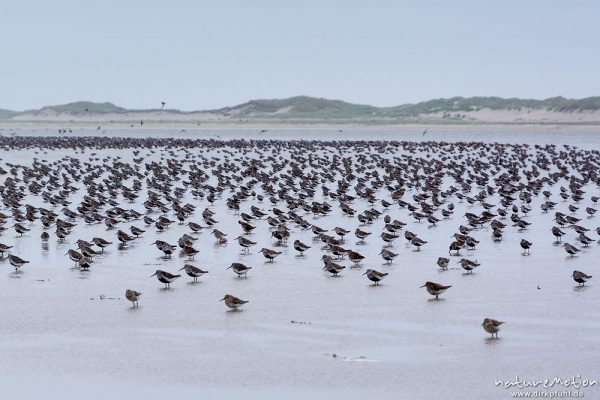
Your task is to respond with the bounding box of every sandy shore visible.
[2,106,600,130]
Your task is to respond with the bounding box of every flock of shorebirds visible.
[1,136,598,339]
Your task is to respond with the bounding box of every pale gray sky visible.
[1,0,599,110]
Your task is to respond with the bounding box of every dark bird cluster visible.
[0,136,597,333]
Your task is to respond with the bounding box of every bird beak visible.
[362,272,367,276]
[178,267,184,271]
[150,273,156,277]
[419,284,426,288]
[219,298,224,301]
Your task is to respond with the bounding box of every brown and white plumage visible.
[179,264,208,282]
[228,262,252,278]
[150,270,181,288]
[572,270,592,286]
[420,281,451,299]
[481,318,504,338]
[437,257,449,270]
[125,289,142,307]
[362,269,388,285]
[220,294,248,310]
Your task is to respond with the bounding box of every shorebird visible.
[178,234,196,249]
[152,240,176,258]
[260,247,281,262]
[552,226,565,242]
[324,240,343,256]
[571,270,592,286]
[228,262,252,278]
[362,269,388,285]
[322,260,345,276]
[347,250,365,266]
[78,257,93,271]
[311,225,328,237]
[251,206,266,219]
[492,228,503,242]
[448,240,463,255]
[420,281,451,300]
[55,228,68,241]
[125,289,142,307]
[334,226,350,240]
[92,237,112,251]
[293,239,310,255]
[220,294,248,310]
[80,245,100,258]
[212,229,228,244]
[411,236,427,251]
[179,264,208,282]
[150,270,181,288]
[117,229,136,245]
[130,225,145,237]
[0,243,13,258]
[355,228,371,242]
[182,245,199,260]
[465,236,479,250]
[379,249,398,264]
[481,318,504,338]
[563,242,580,257]
[380,232,398,246]
[459,258,480,273]
[66,249,83,265]
[238,220,256,234]
[41,231,49,242]
[427,215,440,226]
[271,228,290,244]
[520,239,532,255]
[437,257,449,270]
[577,232,593,247]
[13,223,30,236]
[188,222,204,233]
[8,254,29,271]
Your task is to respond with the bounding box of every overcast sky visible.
[1,0,599,110]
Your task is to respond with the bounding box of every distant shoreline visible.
[5,95,600,128]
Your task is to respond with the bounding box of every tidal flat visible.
[0,128,599,400]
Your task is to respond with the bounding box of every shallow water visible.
[0,129,599,400]
[3,125,600,148]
